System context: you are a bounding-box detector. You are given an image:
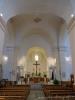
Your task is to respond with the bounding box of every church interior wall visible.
[69,21,75,81]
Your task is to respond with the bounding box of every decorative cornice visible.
[68,17,75,33]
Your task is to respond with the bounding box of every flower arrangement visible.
[38,72,41,77]
[43,72,47,77]
[32,72,35,77]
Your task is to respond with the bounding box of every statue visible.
[52,70,54,80]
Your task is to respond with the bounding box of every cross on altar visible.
[33,61,40,76]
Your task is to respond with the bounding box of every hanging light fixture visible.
[3,56,8,62]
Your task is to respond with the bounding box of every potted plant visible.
[43,72,47,77]
[32,72,35,77]
[38,72,41,77]
[53,79,59,85]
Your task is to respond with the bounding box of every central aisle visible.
[27,83,45,100]
[27,90,45,100]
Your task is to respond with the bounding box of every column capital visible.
[68,17,75,33]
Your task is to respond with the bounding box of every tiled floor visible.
[27,83,45,100]
[27,90,45,100]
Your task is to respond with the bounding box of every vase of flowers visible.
[53,79,59,85]
[38,72,41,77]
[32,72,35,77]
[43,72,47,77]
[27,74,30,84]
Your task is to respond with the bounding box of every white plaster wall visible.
[69,24,75,81]
[17,34,53,59]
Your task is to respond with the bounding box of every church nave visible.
[0,0,75,100]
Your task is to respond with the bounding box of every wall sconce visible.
[3,56,8,62]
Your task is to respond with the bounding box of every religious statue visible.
[50,66,56,80]
[52,70,54,80]
[70,74,74,85]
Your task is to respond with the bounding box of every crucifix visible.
[33,55,40,76]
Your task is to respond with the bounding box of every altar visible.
[27,55,49,83]
[30,77,49,83]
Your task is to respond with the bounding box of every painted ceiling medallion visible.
[34,17,42,23]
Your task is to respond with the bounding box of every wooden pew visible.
[0,96,25,100]
[46,96,75,100]
[0,85,30,100]
[43,84,75,97]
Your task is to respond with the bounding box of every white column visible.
[0,27,5,63]
[0,25,5,79]
[2,24,18,81]
[69,17,75,81]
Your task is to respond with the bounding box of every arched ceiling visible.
[0,0,74,23]
[6,14,63,47]
[1,0,75,48]
[7,14,64,33]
